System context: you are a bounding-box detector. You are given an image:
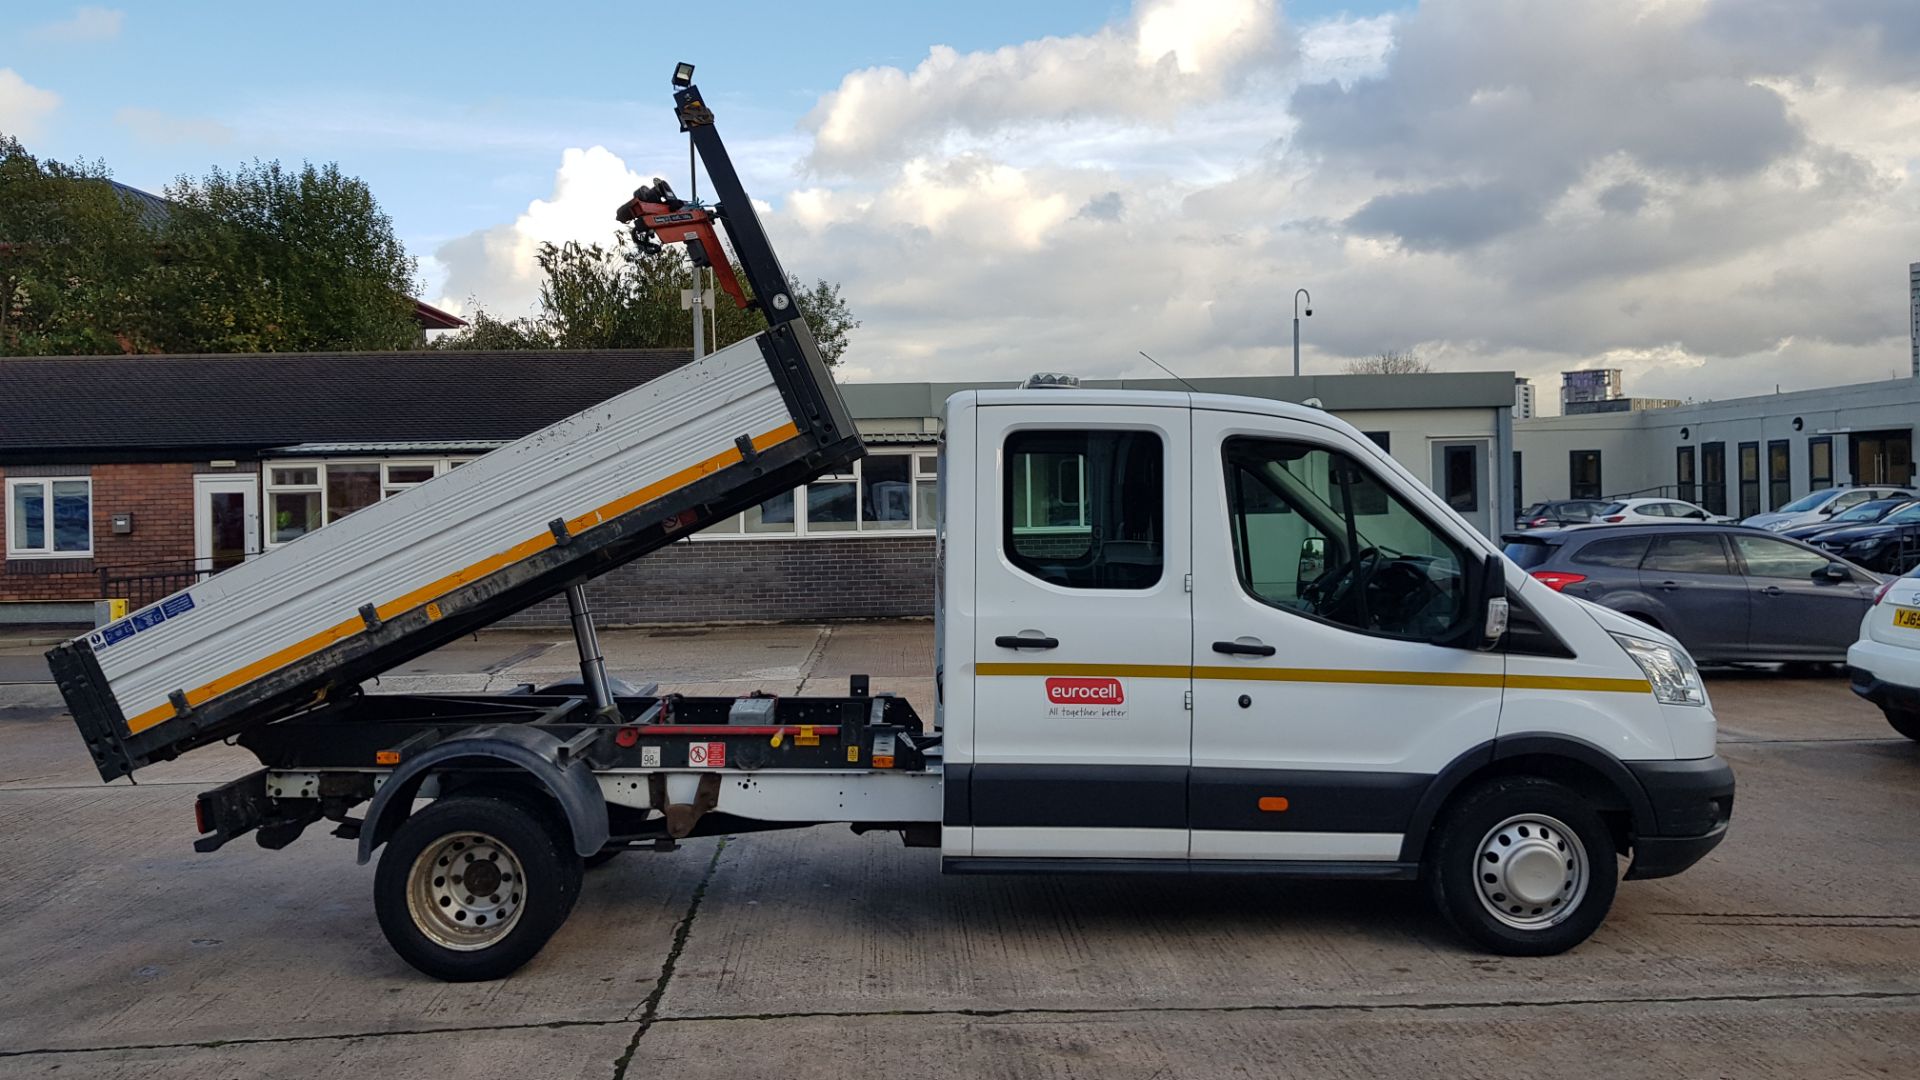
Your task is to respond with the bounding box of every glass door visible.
[194,475,260,578]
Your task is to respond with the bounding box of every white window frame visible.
[5,476,93,559]
[262,456,469,549]
[696,447,940,540]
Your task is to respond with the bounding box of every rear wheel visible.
[1885,709,1920,742]
[1426,777,1618,956]
[374,795,580,981]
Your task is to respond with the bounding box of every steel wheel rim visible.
[1473,813,1588,931]
[406,831,526,951]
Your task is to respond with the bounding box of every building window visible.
[1808,436,1833,491]
[1512,451,1523,515]
[1701,442,1726,516]
[5,477,92,558]
[1569,450,1602,500]
[264,457,468,547]
[1005,429,1162,589]
[698,449,939,539]
[1362,431,1392,453]
[1738,441,1760,520]
[1442,445,1479,513]
[1676,446,1696,505]
[1767,439,1791,511]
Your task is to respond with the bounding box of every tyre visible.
[1885,709,1920,742]
[374,795,579,981]
[1425,777,1618,956]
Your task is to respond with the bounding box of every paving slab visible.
[0,1021,637,1080]
[631,994,1920,1080]
[0,778,713,1053]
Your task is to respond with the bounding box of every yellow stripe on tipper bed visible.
[977,662,1647,695]
[123,422,804,735]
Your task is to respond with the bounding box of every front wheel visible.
[374,795,581,981]
[1426,777,1618,956]
[1885,709,1920,742]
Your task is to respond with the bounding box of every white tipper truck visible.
[49,73,1733,982]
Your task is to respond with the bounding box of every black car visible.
[1778,498,1915,543]
[1502,524,1882,663]
[1514,499,1611,530]
[1800,501,1920,573]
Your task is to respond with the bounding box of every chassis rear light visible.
[1530,570,1587,591]
[1603,515,1625,522]
[193,797,210,835]
[1873,578,1898,606]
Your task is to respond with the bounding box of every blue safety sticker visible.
[131,607,167,632]
[160,593,195,618]
[98,621,136,648]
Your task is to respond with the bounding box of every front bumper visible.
[1623,756,1735,880]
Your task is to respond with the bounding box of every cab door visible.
[968,403,1192,860]
[1188,408,1503,865]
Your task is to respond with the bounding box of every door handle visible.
[1212,640,1277,657]
[1763,585,1783,597]
[995,635,1059,650]
[1658,580,1681,591]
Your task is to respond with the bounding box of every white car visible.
[1846,566,1920,741]
[1588,497,1730,525]
[1745,486,1916,532]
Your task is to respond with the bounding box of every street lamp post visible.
[1293,288,1313,377]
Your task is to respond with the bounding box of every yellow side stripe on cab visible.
[975,662,1648,694]
[123,421,803,735]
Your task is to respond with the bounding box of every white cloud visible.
[803,0,1287,174]
[433,146,644,316]
[429,0,1920,405]
[113,106,231,146]
[31,6,123,42]
[0,69,60,139]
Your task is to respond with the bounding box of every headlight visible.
[1849,538,1888,551]
[1764,520,1793,531]
[1611,632,1707,706]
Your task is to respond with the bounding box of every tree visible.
[1345,349,1432,375]
[0,134,159,355]
[150,160,421,353]
[439,232,860,364]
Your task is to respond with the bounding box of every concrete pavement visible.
[1,621,1917,1078]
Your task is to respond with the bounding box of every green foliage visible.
[439,232,860,364]
[151,160,420,353]
[0,138,420,356]
[0,134,158,355]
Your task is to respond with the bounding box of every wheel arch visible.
[1399,734,1657,863]
[356,724,608,865]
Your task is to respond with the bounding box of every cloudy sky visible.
[4,1,1920,410]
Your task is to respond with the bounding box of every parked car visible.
[1742,485,1916,532]
[1800,501,1920,573]
[1503,524,1883,663]
[1588,497,1730,525]
[1777,498,1915,543]
[1514,499,1611,530]
[1847,565,1920,740]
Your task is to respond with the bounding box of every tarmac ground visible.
[1,621,1916,1078]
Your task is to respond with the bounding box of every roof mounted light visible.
[1021,372,1080,390]
[672,62,696,88]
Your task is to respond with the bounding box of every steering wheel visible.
[1302,545,1382,622]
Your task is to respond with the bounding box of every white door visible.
[968,404,1192,859]
[1188,409,1504,864]
[194,475,260,578]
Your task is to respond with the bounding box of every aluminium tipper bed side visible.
[49,319,861,781]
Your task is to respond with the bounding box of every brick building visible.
[2,351,1518,627]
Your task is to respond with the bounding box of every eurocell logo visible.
[1045,677,1125,705]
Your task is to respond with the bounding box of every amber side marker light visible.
[1258,796,1290,812]
[375,750,401,766]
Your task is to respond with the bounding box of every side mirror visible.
[1297,537,1326,583]
[1815,563,1852,583]
[1471,552,1508,651]
[1820,505,1838,515]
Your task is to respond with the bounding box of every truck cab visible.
[937,385,1732,954]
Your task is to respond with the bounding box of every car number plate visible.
[1893,607,1920,630]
